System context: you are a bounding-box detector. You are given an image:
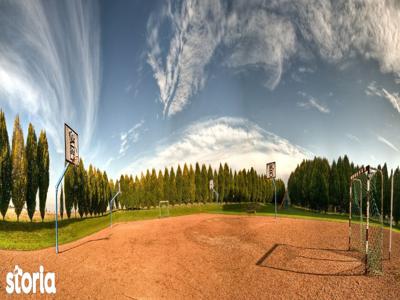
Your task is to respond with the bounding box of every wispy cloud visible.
[377,135,399,152]
[297,91,330,114]
[147,0,400,117]
[119,120,145,156]
[120,117,311,182]
[0,1,101,153]
[346,133,360,143]
[366,81,400,114]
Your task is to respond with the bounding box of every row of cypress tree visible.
[61,159,116,219]
[118,162,285,209]
[0,112,49,221]
[288,155,400,224]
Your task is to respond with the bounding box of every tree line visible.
[288,155,400,224]
[117,162,285,209]
[61,159,117,219]
[0,112,49,221]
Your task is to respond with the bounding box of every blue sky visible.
[1,0,400,208]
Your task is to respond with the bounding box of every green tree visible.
[77,159,86,218]
[170,167,177,205]
[157,169,164,202]
[37,131,49,221]
[182,164,190,203]
[189,164,195,203]
[11,116,27,221]
[64,164,76,219]
[176,165,183,203]
[0,111,12,220]
[163,168,170,201]
[201,164,208,202]
[218,164,225,202]
[60,185,64,220]
[25,124,38,221]
[195,162,202,202]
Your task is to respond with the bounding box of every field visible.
[0,212,399,299]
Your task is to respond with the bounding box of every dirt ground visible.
[0,214,399,299]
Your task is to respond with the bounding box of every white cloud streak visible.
[346,133,360,143]
[297,91,330,114]
[147,0,400,117]
[366,81,400,114]
[120,117,311,182]
[377,135,399,152]
[0,1,101,153]
[119,120,145,156]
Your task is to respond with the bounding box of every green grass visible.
[0,203,398,251]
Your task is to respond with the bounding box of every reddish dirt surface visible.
[0,214,399,299]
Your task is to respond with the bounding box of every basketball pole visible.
[55,163,70,254]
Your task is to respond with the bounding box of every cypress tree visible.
[218,164,225,202]
[182,164,190,203]
[195,162,202,202]
[189,164,195,203]
[176,165,183,204]
[11,116,27,222]
[163,167,170,201]
[64,164,75,219]
[201,164,208,202]
[26,124,38,221]
[157,169,164,201]
[77,159,86,218]
[170,167,177,205]
[60,185,64,220]
[393,168,400,224]
[37,131,49,221]
[0,111,12,220]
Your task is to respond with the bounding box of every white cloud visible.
[366,81,400,114]
[147,0,400,117]
[346,133,360,143]
[377,135,399,152]
[0,1,101,153]
[120,117,311,182]
[119,120,145,156]
[297,91,330,114]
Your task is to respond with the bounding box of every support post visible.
[390,170,394,260]
[349,183,352,250]
[366,177,370,274]
[272,178,277,219]
[55,163,70,254]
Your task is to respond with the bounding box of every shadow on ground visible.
[256,243,365,276]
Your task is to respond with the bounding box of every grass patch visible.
[0,203,398,251]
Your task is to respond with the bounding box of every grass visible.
[0,203,398,251]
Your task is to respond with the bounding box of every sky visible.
[0,0,400,210]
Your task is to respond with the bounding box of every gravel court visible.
[0,214,399,299]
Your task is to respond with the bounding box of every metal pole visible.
[349,183,352,251]
[55,163,70,254]
[366,177,370,274]
[273,178,277,219]
[390,170,394,260]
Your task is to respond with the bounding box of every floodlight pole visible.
[55,163,70,254]
[389,170,394,260]
[109,190,121,228]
